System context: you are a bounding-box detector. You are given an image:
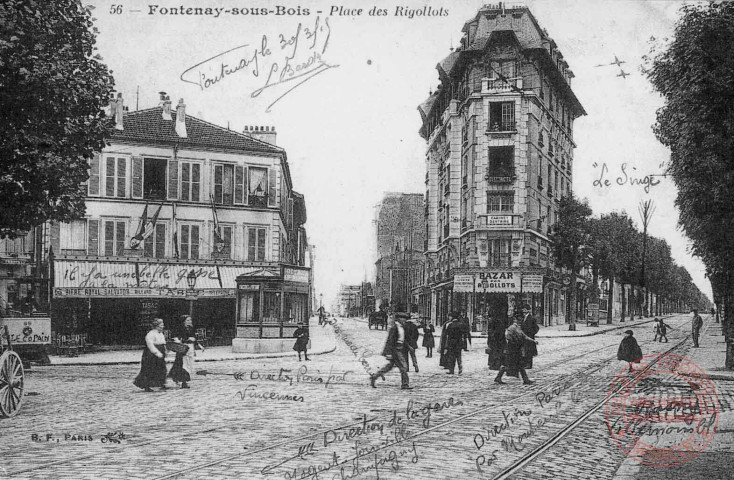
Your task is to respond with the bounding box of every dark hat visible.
[624,330,634,335]
[395,312,410,320]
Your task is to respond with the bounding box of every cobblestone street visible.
[1,314,731,479]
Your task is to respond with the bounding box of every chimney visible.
[175,98,187,138]
[160,91,172,120]
[243,125,277,145]
[114,93,124,131]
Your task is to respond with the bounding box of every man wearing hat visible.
[691,309,704,347]
[371,312,412,390]
[293,321,310,361]
[520,304,540,369]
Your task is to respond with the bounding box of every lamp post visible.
[186,269,197,316]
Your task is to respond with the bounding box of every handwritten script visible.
[181,16,337,111]
[592,162,663,193]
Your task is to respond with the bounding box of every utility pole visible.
[638,200,655,318]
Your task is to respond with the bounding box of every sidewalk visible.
[46,319,337,366]
[471,315,667,339]
[613,318,734,480]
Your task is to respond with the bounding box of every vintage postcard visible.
[0,0,731,479]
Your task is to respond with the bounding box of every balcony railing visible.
[487,254,512,267]
[487,121,517,133]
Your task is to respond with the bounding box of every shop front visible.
[52,259,261,345]
[452,269,545,333]
[233,265,311,353]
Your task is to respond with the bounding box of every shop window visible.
[238,291,260,324]
[214,164,234,205]
[247,226,267,261]
[263,291,281,323]
[285,292,308,324]
[103,219,126,256]
[179,224,200,259]
[180,162,201,202]
[104,157,126,198]
[144,223,167,258]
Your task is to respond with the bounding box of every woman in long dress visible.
[168,316,204,389]
[133,318,168,392]
[421,322,435,357]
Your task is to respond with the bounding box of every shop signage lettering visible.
[283,268,310,284]
[486,215,512,226]
[54,287,235,298]
[453,272,544,293]
[0,318,52,345]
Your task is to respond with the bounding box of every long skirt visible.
[133,344,167,389]
[169,345,194,383]
[422,333,435,349]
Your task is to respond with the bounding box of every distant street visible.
[1,314,730,479]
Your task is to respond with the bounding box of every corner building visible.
[47,96,310,348]
[418,4,585,328]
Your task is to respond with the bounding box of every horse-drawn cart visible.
[0,316,51,417]
[368,311,387,330]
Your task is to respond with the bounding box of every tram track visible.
[5,315,690,478]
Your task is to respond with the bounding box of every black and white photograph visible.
[1,0,733,478]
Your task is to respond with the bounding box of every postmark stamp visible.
[605,353,719,467]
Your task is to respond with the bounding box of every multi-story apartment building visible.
[374,193,425,312]
[419,4,585,327]
[46,94,310,346]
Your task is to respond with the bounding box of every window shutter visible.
[115,221,126,255]
[105,157,115,197]
[87,220,99,255]
[268,168,277,206]
[116,158,126,198]
[191,225,200,259]
[191,163,201,202]
[49,222,61,254]
[234,166,245,204]
[167,158,179,200]
[181,163,190,201]
[88,155,100,196]
[132,157,143,198]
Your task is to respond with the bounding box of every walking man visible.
[495,316,537,385]
[692,309,704,348]
[520,304,540,369]
[404,314,420,373]
[371,312,412,390]
[443,313,465,374]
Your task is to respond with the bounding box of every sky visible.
[91,0,710,306]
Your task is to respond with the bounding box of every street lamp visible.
[186,269,197,316]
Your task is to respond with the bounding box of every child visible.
[617,330,643,373]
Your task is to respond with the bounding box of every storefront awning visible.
[53,260,267,298]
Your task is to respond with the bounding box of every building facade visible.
[46,95,310,345]
[418,4,585,328]
[374,193,425,312]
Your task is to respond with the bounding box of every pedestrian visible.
[442,313,465,375]
[133,318,168,392]
[318,306,326,326]
[653,318,661,342]
[404,315,420,373]
[520,304,540,369]
[293,321,310,361]
[495,316,536,385]
[617,330,643,372]
[657,318,673,343]
[692,309,704,348]
[486,314,505,371]
[370,312,412,390]
[460,313,472,352]
[421,321,435,357]
[168,316,204,389]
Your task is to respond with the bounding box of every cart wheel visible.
[0,350,24,418]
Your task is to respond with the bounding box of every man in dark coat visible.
[293,322,310,361]
[495,316,536,385]
[370,313,412,390]
[460,314,473,352]
[692,309,704,347]
[520,304,540,369]
[486,315,505,370]
[617,330,643,372]
[442,313,465,374]
[404,317,420,373]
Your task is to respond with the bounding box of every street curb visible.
[42,344,338,367]
[471,315,675,339]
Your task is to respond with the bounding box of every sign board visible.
[486,215,512,226]
[283,267,310,284]
[453,272,544,293]
[0,317,52,345]
[54,287,236,298]
[588,302,599,320]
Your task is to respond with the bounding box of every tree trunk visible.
[607,278,614,324]
[621,284,627,322]
[569,283,577,331]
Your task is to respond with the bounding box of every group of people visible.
[370,304,540,389]
[133,316,204,392]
